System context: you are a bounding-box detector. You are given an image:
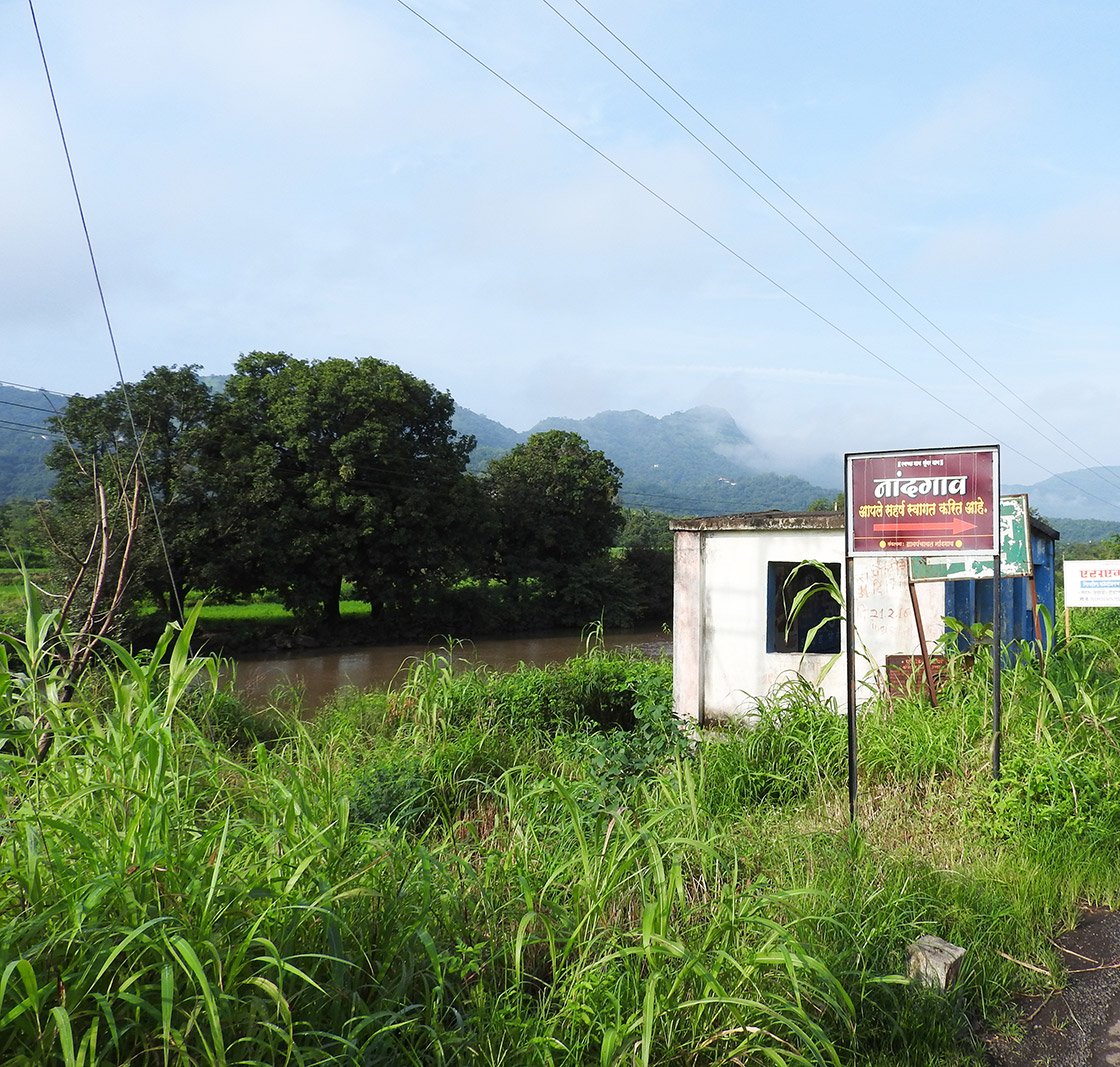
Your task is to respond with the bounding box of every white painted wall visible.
[674,527,946,723]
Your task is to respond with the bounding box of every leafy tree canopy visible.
[806,492,844,513]
[485,430,623,598]
[619,507,674,552]
[198,352,477,623]
[44,365,218,620]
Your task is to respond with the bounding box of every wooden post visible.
[1029,573,1043,647]
[908,578,937,706]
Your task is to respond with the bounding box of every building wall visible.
[672,530,703,727]
[674,527,945,723]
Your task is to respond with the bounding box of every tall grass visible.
[0,597,848,1064]
[6,589,1120,1064]
[1,604,371,1063]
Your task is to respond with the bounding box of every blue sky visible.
[3,1,1118,492]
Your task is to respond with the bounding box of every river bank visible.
[185,563,673,657]
[231,627,671,710]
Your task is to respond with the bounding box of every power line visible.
[0,379,73,398]
[548,0,1120,501]
[567,0,1117,477]
[0,418,60,436]
[28,0,183,620]
[393,0,1120,518]
[0,397,55,417]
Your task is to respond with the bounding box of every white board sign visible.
[1064,560,1120,607]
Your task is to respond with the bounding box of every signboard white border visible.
[845,444,1000,558]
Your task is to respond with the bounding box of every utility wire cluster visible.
[18,0,1120,572]
[396,0,1120,514]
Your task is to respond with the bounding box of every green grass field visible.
[0,567,48,629]
[193,598,370,623]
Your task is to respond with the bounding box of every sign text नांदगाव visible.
[846,448,999,557]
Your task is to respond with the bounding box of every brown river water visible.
[233,629,672,710]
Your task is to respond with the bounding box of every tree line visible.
[41,354,671,639]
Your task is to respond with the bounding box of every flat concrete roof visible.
[669,511,844,532]
[669,508,1059,541]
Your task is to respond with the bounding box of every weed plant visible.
[6,584,1120,1064]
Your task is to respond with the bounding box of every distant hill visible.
[0,385,62,501]
[1007,467,1120,522]
[455,406,523,471]
[199,374,230,394]
[529,406,765,486]
[456,405,838,515]
[1046,517,1120,546]
[459,408,1120,522]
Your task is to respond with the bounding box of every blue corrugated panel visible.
[943,521,1058,655]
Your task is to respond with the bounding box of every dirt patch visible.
[985,909,1120,1067]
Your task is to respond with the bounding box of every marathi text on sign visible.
[871,475,969,499]
[1064,559,1120,607]
[845,447,999,557]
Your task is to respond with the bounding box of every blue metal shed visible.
[943,515,1059,650]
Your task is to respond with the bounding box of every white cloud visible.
[3,1,1120,493]
[917,188,1120,275]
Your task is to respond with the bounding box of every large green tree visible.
[485,430,623,615]
[198,352,478,624]
[619,507,674,551]
[45,365,218,622]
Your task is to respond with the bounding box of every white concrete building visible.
[671,512,945,724]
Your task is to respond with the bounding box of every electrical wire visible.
[393,0,1120,518]
[0,418,60,436]
[564,0,1120,488]
[545,0,1120,501]
[28,0,183,618]
[0,379,72,397]
[0,398,54,417]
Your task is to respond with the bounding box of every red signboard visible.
[845,446,999,557]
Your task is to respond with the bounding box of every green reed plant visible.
[0,600,396,1063]
[394,769,855,1066]
[697,678,847,812]
[398,638,483,735]
[859,680,992,786]
[15,590,1120,1065]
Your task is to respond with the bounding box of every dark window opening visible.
[767,561,842,654]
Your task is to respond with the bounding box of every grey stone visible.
[907,935,966,991]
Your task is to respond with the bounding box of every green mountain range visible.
[470,406,837,515]
[1006,467,1120,524]
[0,384,59,501]
[5,376,1120,532]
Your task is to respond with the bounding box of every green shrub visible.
[350,758,435,829]
[697,678,847,812]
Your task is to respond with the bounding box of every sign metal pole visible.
[992,551,1002,780]
[845,553,858,824]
